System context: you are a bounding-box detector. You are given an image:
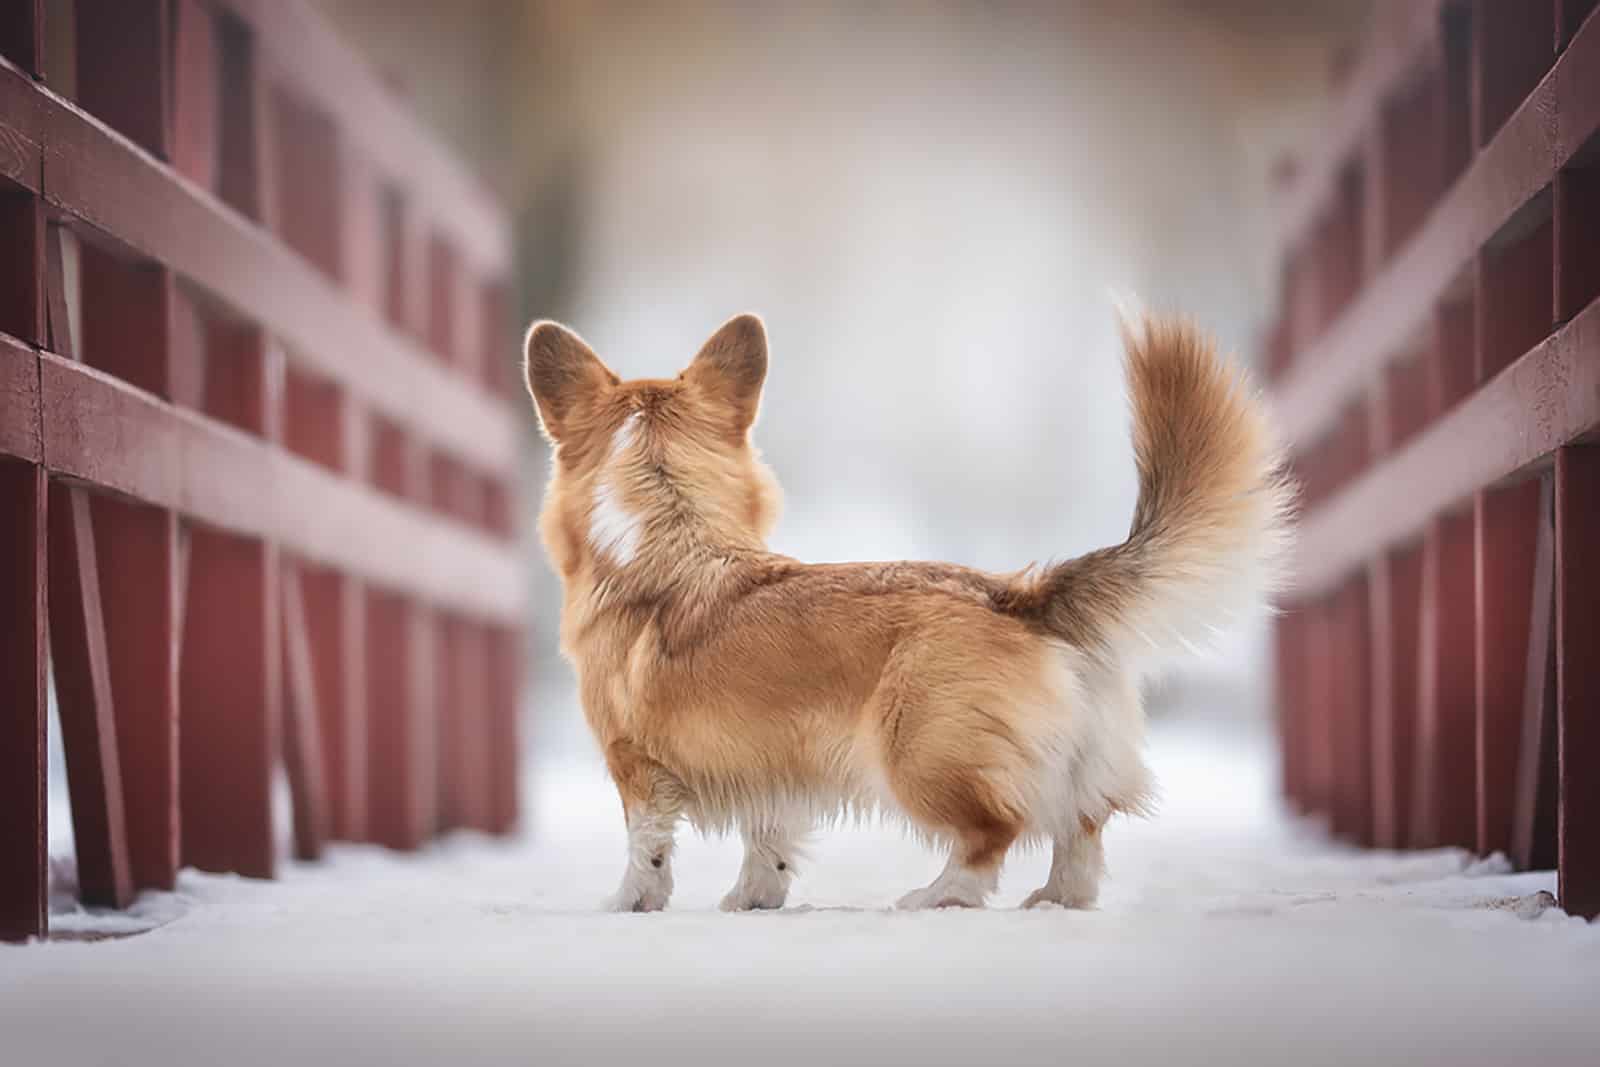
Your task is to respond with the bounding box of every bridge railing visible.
[1266,0,1599,916]
[1,0,526,942]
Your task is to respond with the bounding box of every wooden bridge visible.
[1,0,526,942]
[1269,0,1599,917]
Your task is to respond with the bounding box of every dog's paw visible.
[719,885,788,912]
[1020,887,1095,910]
[603,883,671,913]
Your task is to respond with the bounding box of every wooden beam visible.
[1293,290,1600,598]
[486,625,521,834]
[1555,445,1600,917]
[24,347,520,619]
[1,72,520,473]
[0,459,47,941]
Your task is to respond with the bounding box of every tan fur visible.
[524,311,1294,911]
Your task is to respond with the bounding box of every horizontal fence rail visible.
[1267,0,1599,917]
[1,0,526,943]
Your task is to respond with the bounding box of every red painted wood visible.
[366,589,436,850]
[171,0,219,193]
[1294,289,1600,599]
[1473,479,1543,858]
[0,0,42,78]
[181,527,279,877]
[297,563,366,840]
[1371,544,1423,847]
[1555,163,1600,325]
[0,334,41,463]
[1555,445,1600,917]
[1476,218,1555,384]
[1273,8,1600,450]
[439,617,493,831]
[92,495,181,890]
[34,352,522,618]
[487,624,521,834]
[1275,611,1304,809]
[427,233,458,363]
[48,484,135,908]
[0,192,44,348]
[75,0,171,160]
[207,0,509,276]
[280,563,328,861]
[1332,576,1374,844]
[1414,513,1479,849]
[0,459,46,941]
[215,10,261,222]
[8,72,519,472]
[1471,0,1555,151]
[268,83,343,283]
[1513,475,1559,871]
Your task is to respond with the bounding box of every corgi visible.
[524,312,1293,911]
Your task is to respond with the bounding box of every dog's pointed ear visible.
[685,313,767,434]
[524,320,618,442]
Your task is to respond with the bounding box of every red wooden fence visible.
[1269,0,1599,916]
[1,0,525,942]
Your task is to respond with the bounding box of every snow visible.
[5,707,1599,1067]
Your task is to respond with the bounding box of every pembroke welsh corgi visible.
[524,312,1292,911]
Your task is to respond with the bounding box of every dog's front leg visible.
[603,740,686,913]
[720,824,800,911]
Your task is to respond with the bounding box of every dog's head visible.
[524,313,783,580]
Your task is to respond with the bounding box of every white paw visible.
[604,871,673,913]
[895,885,983,910]
[1021,887,1096,910]
[719,884,788,912]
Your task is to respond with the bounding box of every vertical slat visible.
[1555,445,1600,918]
[1413,514,1478,849]
[1470,0,1556,151]
[171,0,219,193]
[0,459,47,942]
[366,585,435,850]
[1474,479,1543,858]
[1332,576,1374,844]
[74,0,171,160]
[1513,475,1559,871]
[1381,543,1424,848]
[181,525,279,878]
[0,192,45,348]
[181,327,282,878]
[1555,164,1600,326]
[280,563,328,861]
[486,624,521,834]
[48,485,135,908]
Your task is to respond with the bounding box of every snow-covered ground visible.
[5,709,1598,1067]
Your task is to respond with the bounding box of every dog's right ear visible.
[523,321,618,442]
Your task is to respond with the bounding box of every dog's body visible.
[525,313,1292,911]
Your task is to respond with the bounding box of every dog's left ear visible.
[685,313,767,434]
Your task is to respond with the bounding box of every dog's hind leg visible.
[603,739,689,912]
[1022,815,1104,909]
[720,822,802,911]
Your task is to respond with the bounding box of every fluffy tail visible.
[994,315,1296,670]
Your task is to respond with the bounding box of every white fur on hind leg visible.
[605,807,677,912]
[720,830,798,912]
[1022,828,1104,909]
[895,854,996,910]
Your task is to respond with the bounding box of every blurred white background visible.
[320,0,1367,758]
